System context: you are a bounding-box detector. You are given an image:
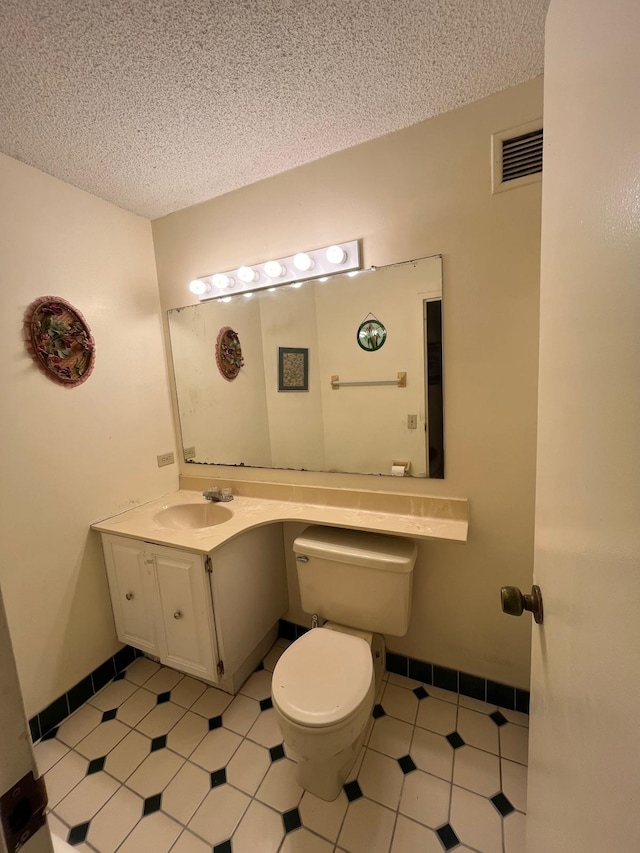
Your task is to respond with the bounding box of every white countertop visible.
[92,489,468,553]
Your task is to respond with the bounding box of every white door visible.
[526,1,640,850]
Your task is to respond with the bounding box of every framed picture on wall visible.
[278,347,309,391]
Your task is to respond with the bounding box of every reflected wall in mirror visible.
[168,255,444,478]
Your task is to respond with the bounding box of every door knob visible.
[174,611,183,620]
[500,585,543,624]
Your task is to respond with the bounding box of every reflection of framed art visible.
[278,347,308,391]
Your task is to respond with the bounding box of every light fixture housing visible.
[190,240,361,302]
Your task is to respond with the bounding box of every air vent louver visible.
[502,128,543,182]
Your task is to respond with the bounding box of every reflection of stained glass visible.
[357,318,387,351]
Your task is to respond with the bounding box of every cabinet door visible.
[152,546,218,683]
[101,534,160,655]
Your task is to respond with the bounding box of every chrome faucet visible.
[202,486,233,502]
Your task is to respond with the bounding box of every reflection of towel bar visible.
[331,372,407,389]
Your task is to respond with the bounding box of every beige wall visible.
[153,77,543,689]
[0,154,177,716]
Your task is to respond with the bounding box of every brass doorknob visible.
[501,585,543,624]
[174,611,183,620]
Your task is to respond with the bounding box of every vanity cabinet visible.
[100,524,288,691]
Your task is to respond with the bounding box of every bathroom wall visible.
[0,154,177,716]
[152,77,543,690]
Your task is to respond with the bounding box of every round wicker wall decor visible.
[23,296,96,387]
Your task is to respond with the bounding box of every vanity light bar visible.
[189,240,361,301]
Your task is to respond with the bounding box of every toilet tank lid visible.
[293,526,417,572]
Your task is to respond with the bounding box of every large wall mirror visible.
[168,254,444,478]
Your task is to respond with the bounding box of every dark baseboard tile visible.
[29,645,140,742]
[279,619,530,715]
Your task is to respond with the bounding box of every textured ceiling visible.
[0,0,549,219]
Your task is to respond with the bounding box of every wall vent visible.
[492,119,543,194]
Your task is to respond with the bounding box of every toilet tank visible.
[293,526,418,636]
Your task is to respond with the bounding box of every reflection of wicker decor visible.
[215,326,244,381]
[23,296,95,387]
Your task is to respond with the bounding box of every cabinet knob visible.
[173,611,183,620]
[125,593,134,601]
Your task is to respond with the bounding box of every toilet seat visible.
[272,628,373,728]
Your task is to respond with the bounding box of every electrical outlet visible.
[183,446,196,460]
[407,414,418,430]
[157,452,175,467]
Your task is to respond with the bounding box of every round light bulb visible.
[243,292,253,299]
[237,266,258,283]
[221,296,232,303]
[347,271,360,278]
[264,260,286,278]
[189,278,211,296]
[326,245,347,265]
[291,282,303,289]
[293,252,314,272]
[212,273,233,290]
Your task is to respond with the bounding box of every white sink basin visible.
[153,502,233,530]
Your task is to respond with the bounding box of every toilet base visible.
[291,725,368,801]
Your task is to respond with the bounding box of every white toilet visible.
[271,525,417,801]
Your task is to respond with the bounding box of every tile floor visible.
[36,639,529,853]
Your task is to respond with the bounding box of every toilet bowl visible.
[271,525,417,801]
[272,625,377,800]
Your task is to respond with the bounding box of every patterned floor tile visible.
[232,799,284,853]
[357,748,404,809]
[298,789,348,843]
[255,757,303,812]
[390,815,446,853]
[500,722,530,765]
[453,745,501,796]
[37,642,529,853]
[450,785,503,853]
[116,811,181,853]
[398,769,450,828]
[187,784,250,845]
[85,785,143,853]
[338,797,396,853]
